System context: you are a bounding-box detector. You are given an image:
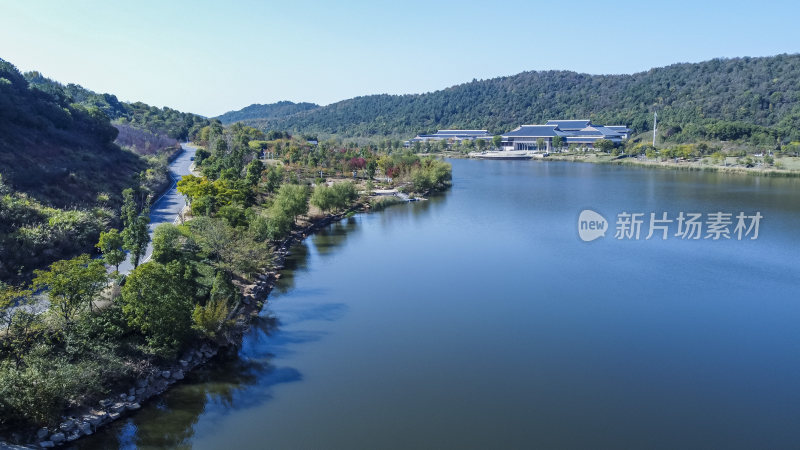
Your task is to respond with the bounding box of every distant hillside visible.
[0,58,148,207]
[0,57,176,281]
[238,54,800,143]
[216,101,319,124]
[24,72,210,153]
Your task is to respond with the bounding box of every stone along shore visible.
[2,205,367,449]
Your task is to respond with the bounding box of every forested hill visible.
[1,58,201,281]
[235,54,800,142]
[0,58,147,207]
[24,71,210,141]
[23,71,210,157]
[215,101,319,124]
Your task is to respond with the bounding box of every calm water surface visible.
[79,160,800,449]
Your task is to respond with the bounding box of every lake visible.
[79,159,800,449]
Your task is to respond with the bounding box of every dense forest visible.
[215,101,319,125]
[231,54,800,146]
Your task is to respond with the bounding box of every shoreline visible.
[0,196,400,449]
[440,151,800,178]
[543,154,800,178]
[1,204,367,448]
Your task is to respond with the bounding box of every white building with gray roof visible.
[501,120,630,151]
[404,129,493,147]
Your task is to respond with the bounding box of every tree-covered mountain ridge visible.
[22,71,212,157]
[229,54,800,143]
[215,101,319,124]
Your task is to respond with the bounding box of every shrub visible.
[192,298,230,339]
[0,346,109,425]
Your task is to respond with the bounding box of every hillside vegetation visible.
[25,71,210,154]
[0,59,148,207]
[234,54,800,147]
[215,101,319,125]
[0,58,179,281]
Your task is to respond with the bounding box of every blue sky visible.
[1,0,798,117]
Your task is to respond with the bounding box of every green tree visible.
[245,159,264,186]
[96,228,125,273]
[4,309,43,367]
[552,135,564,149]
[210,271,237,303]
[189,217,270,276]
[476,139,487,150]
[121,188,138,229]
[310,184,336,214]
[536,138,545,151]
[492,135,502,149]
[594,139,615,153]
[151,223,186,264]
[177,174,212,203]
[32,254,107,324]
[0,283,31,331]
[192,298,230,339]
[365,159,378,179]
[265,205,294,240]
[264,164,284,193]
[331,182,358,210]
[274,183,309,224]
[119,261,193,353]
[120,186,151,268]
[312,182,357,214]
[123,209,150,268]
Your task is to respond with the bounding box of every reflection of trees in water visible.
[377,193,445,228]
[272,241,309,294]
[311,217,359,256]
[75,317,303,449]
[273,217,361,294]
[75,198,450,449]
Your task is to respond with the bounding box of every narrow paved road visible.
[118,143,196,274]
[16,144,198,314]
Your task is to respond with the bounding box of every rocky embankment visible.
[25,345,218,448]
[1,205,366,449]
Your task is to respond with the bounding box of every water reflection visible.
[77,213,370,449]
[312,217,359,255]
[271,241,309,295]
[74,160,800,448]
[74,315,296,449]
[271,302,349,326]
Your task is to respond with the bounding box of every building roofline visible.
[436,129,488,132]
